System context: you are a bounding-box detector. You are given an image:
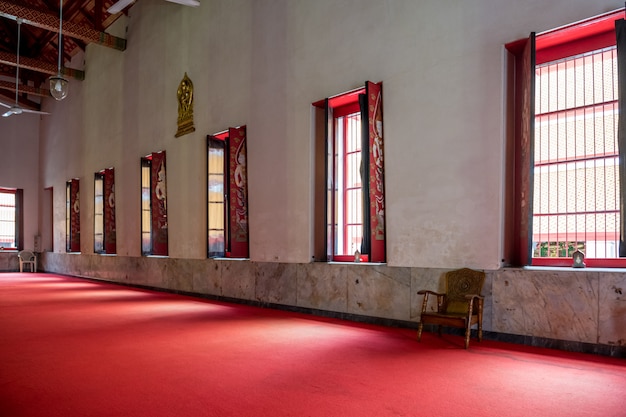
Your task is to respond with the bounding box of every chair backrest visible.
[18,250,35,261]
[443,268,485,315]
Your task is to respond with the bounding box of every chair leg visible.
[478,299,484,342]
[464,326,471,349]
[417,322,423,342]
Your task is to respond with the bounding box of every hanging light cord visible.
[57,0,63,76]
[14,18,21,105]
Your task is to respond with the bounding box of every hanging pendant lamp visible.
[49,0,68,100]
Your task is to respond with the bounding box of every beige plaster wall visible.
[19,0,626,269]
[0,113,40,251]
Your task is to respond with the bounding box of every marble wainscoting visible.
[39,253,434,323]
[598,272,626,347]
[36,252,625,355]
[300,263,413,321]
[38,253,493,329]
[493,268,626,348]
[0,251,19,271]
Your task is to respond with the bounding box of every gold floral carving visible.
[175,73,195,137]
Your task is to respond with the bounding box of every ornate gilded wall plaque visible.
[175,72,195,137]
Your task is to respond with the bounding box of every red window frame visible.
[333,102,364,260]
[66,179,80,253]
[208,131,229,258]
[207,127,249,259]
[94,172,105,254]
[140,156,152,255]
[531,9,626,268]
[94,168,116,255]
[0,188,22,251]
[312,81,385,263]
[141,152,168,257]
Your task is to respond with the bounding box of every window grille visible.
[141,159,152,255]
[334,111,363,256]
[0,190,16,249]
[94,173,104,253]
[208,138,226,257]
[533,47,619,259]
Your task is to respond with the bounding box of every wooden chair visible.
[18,250,37,273]
[417,268,485,349]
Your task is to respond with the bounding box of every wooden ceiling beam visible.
[94,0,104,32]
[0,87,46,111]
[0,0,126,51]
[32,28,79,64]
[0,49,85,80]
[0,79,49,98]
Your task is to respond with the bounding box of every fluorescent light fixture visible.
[165,0,200,6]
[107,0,136,14]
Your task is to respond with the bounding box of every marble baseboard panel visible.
[0,252,20,271]
[493,268,626,346]
[57,274,626,359]
[34,253,626,357]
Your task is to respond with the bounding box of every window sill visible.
[524,265,626,273]
[210,257,249,261]
[531,257,626,269]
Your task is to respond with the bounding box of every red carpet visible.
[1,273,625,417]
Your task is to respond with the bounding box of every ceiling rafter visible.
[32,26,77,63]
[0,0,129,109]
[0,49,85,79]
[0,79,48,97]
[0,82,45,111]
[0,0,126,52]
[94,0,103,31]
